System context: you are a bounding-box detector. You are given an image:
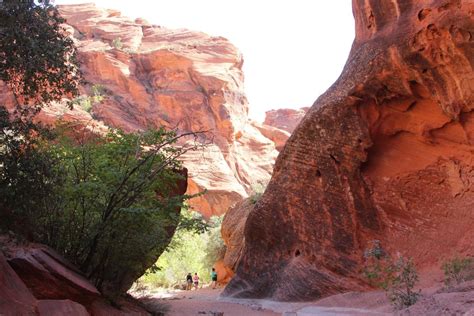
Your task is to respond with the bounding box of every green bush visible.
[249,181,267,204]
[112,37,123,50]
[91,84,106,103]
[442,256,474,287]
[386,257,421,310]
[363,241,420,310]
[72,95,93,112]
[72,84,108,113]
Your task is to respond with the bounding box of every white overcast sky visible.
[56,1,355,121]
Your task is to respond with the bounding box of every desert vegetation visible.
[72,83,107,112]
[363,240,421,310]
[442,256,474,288]
[249,181,268,204]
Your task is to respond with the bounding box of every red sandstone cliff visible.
[224,0,474,301]
[0,3,284,218]
[264,107,308,133]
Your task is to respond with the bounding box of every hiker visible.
[186,273,193,290]
[210,268,218,289]
[193,272,200,290]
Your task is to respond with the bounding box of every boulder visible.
[6,246,100,303]
[0,252,37,315]
[38,300,89,316]
[0,236,151,315]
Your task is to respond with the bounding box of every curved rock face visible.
[221,198,255,276]
[224,0,474,301]
[0,236,149,315]
[4,3,280,218]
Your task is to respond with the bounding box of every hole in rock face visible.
[329,154,340,165]
[418,9,431,21]
[294,249,301,257]
[316,170,321,177]
[367,10,375,29]
[409,81,431,99]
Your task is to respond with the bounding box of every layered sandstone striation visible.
[264,107,308,133]
[224,0,474,301]
[0,3,284,217]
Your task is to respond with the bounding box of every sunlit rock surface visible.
[224,0,474,301]
[0,3,285,217]
[57,3,283,217]
[264,107,308,133]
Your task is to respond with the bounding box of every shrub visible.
[91,84,106,103]
[72,95,93,112]
[72,84,107,113]
[2,122,206,296]
[386,257,421,310]
[363,241,420,310]
[249,181,267,204]
[442,256,474,287]
[112,37,123,50]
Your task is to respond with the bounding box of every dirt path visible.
[134,282,474,315]
[136,288,392,316]
[140,288,278,316]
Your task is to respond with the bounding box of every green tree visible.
[0,0,81,111]
[32,126,204,295]
[0,107,63,236]
[0,0,81,233]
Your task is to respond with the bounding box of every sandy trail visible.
[136,288,392,316]
[140,288,278,316]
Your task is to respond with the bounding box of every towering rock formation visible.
[58,4,281,217]
[0,4,281,217]
[224,0,474,301]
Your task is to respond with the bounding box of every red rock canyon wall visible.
[224,0,474,301]
[0,3,291,218]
